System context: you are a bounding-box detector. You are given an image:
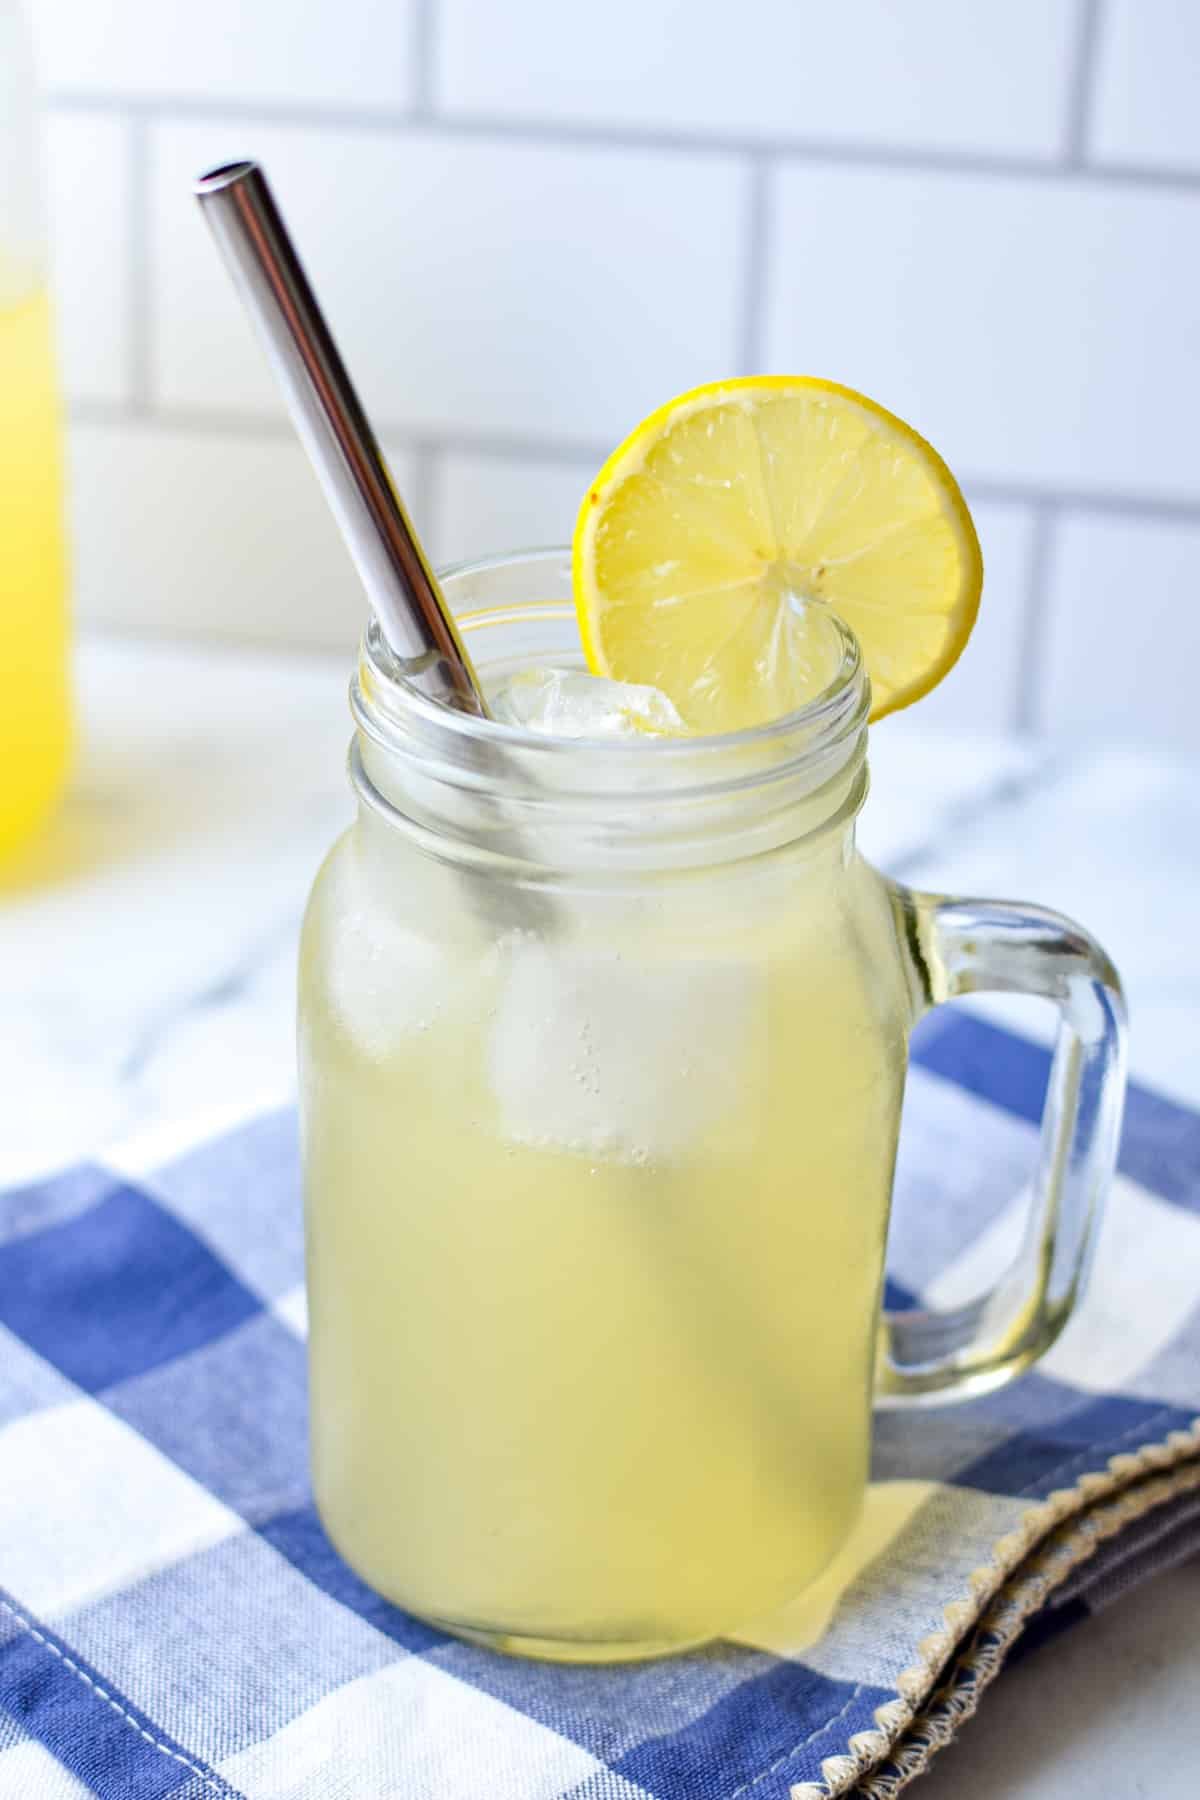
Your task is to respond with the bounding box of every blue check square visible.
[0,1182,262,1393]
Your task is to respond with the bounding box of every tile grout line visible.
[1062,0,1104,168]
[409,0,436,120]
[67,400,613,467]
[40,90,1200,195]
[126,112,153,414]
[966,480,1199,525]
[1013,499,1059,733]
[737,156,771,376]
[63,400,1200,527]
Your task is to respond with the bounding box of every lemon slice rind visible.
[573,376,982,733]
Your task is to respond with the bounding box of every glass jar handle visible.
[879,886,1127,1405]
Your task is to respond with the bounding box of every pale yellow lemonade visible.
[299,632,913,1655]
[300,377,983,1658]
[0,285,70,859]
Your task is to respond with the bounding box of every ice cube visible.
[487,937,759,1162]
[489,668,685,740]
[317,842,456,1059]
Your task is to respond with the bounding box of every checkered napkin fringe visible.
[0,1010,1197,1800]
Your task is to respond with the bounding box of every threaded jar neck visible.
[350,548,870,880]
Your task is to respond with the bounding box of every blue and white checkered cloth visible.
[1,1011,1198,1800]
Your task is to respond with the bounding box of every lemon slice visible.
[573,376,982,732]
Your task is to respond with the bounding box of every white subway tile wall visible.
[908,500,1037,734]
[1089,1,1200,172]
[67,422,415,646]
[30,0,1200,745]
[151,122,745,441]
[429,451,596,567]
[30,0,417,110]
[1042,513,1200,751]
[42,112,132,405]
[765,164,1200,501]
[435,0,1079,158]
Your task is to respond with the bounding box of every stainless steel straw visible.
[194,159,558,934]
[193,160,487,719]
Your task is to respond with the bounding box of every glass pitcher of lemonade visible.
[298,548,1127,1663]
[0,0,70,860]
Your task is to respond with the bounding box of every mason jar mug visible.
[298,548,1126,1662]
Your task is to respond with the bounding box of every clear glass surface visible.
[298,549,1127,1660]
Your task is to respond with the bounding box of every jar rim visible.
[354,546,869,806]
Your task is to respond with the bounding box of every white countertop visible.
[6,634,1197,1793]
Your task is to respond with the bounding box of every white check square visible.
[273,1282,308,1339]
[219,1659,602,1800]
[0,1398,243,1618]
[0,1738,94,1797]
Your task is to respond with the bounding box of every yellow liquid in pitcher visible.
[300,826,910,1658]
[0,287,70,861]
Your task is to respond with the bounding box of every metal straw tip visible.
[192,152,488,717]
[194,161,258,198]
